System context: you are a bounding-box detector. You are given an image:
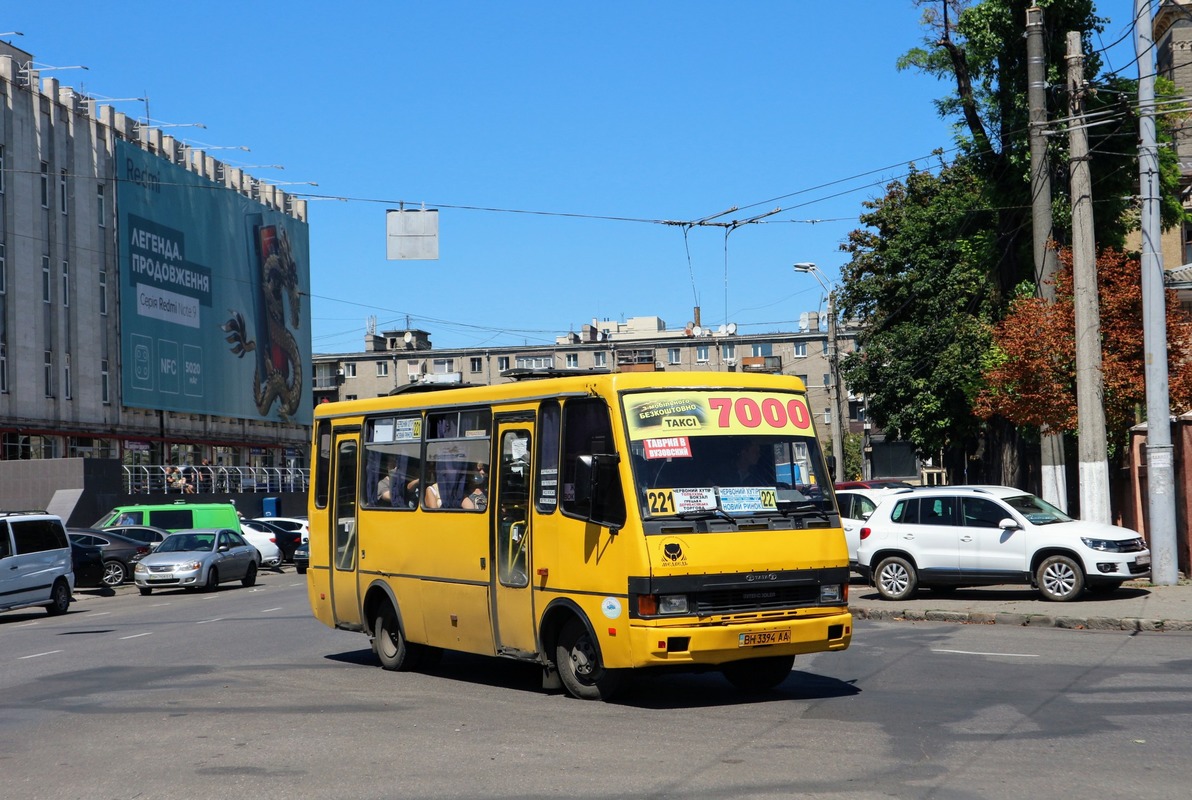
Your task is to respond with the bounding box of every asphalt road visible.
[2,578,1190,800]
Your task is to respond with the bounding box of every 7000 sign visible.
[708,396,811,431]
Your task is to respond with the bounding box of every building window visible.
[823,373,831,387]
[565,353,578,368]
[823,340,830,354]
[376,361,389,378]
[97,184,106,226]
[432,358,454,374]
[516,355,553,370]
[824,407,832,424]
[62,261,69,306]
[497,356,510,371]
[470,357,482,373]
[751,343,772,357]
[668,347,681,365]
[593,351,607,367]
[99,270,107,315]
[44,351,54,397]
[696,345,709,363]
[43,257,51,303]
[343,362,356,378]
[59,169,68,214]
[345,394,358,401]
[64,353,72,399]
[0,243,5,295]
[101,359,110,404]
[722,344,735,360]
[793,342,807,357]
[40,162,49,207]
[0,342,7,393]
[796,374,808,387]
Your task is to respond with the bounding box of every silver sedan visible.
[133,528,259,595]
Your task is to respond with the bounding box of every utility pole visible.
[1027,5,1068,510]
[1066,31,1111,523]
[794,262,846,482]
[1134,0,1178,585]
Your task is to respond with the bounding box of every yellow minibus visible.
[307,369,851,700]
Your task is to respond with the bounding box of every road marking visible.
[120,632,154,640]
[89,612,112,617]
[19,650,63,659]
[933,648,1038,658]
[15,621,40,628]
[197,618,224,624]
[261,607,282,613]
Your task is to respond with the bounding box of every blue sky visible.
[6,1,1145,352]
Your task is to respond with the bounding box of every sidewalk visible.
[849,577,1192,631]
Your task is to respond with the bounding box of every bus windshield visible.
[622,389,834,519]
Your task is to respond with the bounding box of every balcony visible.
[741,355,783,373]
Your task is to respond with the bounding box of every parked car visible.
[834,488,898,569]
[68,529,150,587]
[70,539,106,590]
[133,528,259,595]
[100,524,171,551]
[834,480,913,490]
[236,521,283,569]
[96,502,242,533]
[856,486,1151,602]
[293,540,309,575]
[0,512,74,615]
[245,518,301,562]
[255,515,309,544]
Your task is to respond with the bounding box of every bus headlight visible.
[820,584,844,604]
[658,595,689,615]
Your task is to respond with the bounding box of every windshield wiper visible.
[673,508,738,525]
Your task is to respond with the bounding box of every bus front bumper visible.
[623,609,852,667]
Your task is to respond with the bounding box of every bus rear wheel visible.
[555,618,622,701]
[374,607,420,671]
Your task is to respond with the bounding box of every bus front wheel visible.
[374,607,419,671]
[555,618,622,701]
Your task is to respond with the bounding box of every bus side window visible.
[560,398,626,528]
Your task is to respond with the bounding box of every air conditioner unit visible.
[724,357,737,366]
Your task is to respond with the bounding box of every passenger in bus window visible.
[423,467,442,509]
[462,463,489,511]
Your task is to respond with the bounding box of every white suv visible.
[856,486,1150,602]
[0,512,75,615]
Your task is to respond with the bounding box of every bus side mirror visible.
[574,453,625,530]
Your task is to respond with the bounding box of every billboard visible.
[116,140,312,425]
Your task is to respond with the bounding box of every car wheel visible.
[138,586,152,596]
[722,655,796,693]
[241,562,257,587]
[555,618,622,701]
[102,560,127,587]
[373,606,419,671]
[874,556,918,601]
[45,578,72,616]
[1036,555,1084,601]
[205,566,220,592]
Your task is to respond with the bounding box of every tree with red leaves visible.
[976,247,1192,457]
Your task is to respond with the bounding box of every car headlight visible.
[134,563,147,573]
[820,584,844,604]
[1081,537,1131,553]
[176,561,203,571]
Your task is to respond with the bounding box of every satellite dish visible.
[691,325,703,337]
[799,313,809,332]
[685,322,694,336]
[726,322,737,335]
[717,324,726,335]
[403,331,413,344]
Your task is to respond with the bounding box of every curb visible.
[851,606,1192,632]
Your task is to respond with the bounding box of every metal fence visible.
[122,465,310,495]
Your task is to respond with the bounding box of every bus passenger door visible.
[329,433,362,628]
[492,424,537,655]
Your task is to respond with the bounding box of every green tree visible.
[839,0,1186,486]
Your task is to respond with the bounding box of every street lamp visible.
[794,262,847,483]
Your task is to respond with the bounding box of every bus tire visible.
[722,655,795,693]
[555,618,622,701]
[374,606,419,671]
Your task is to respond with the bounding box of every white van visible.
[0,512,75,615]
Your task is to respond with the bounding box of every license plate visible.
[149,574,173,581]
[1136,554,1151,567]
[738,630,791,647]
